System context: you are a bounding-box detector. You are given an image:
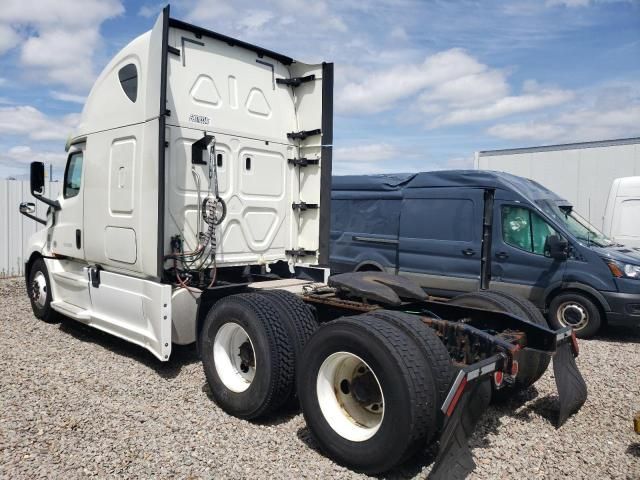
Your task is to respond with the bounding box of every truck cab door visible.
[52,149,85,259]
[490,202,566,306]
[398,187,484,296]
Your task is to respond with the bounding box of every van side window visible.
[403,198,474,241]
[63,153,83,199]
[502,206,559,255]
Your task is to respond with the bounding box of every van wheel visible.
[450,291,550,393]
[297,314,441,474]
[26,258,60,323]
[199,293,295,419]
[549,292,601,339]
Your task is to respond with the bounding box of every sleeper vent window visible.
[118,64,138,103]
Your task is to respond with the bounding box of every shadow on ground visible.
[593,324,640,344]
[627,443,640,458]
[295,384,552,479]
[58,315,199,379]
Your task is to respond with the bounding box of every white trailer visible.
[17,7,587,478]
[475,137,640,232]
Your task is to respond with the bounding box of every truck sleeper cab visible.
[21,6,333,361]
[330,170,640,337]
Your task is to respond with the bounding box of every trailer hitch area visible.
[429,328,587,480]
[428,354,503,480]
[552,327,587,427]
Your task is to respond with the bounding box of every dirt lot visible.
[1,277,639,479]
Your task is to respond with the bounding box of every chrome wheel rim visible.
[316,352,385,442]
[557,302,589,330]
[213,322,256,393]
[31,271,47,308]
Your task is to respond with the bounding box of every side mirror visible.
[545,235,569,261]
[18,201,46,225]
[30,161,45,196]
[28,161,60,210]
[19,202,36,214]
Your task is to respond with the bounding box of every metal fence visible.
[0,179,61,278]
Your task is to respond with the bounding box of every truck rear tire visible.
[449,291,550,393]
[367,309,453,421]
[548,292,601,339]
[199,293,295,419]
[258,290,318,359]
[297,314,441,474]
[26,258,60,324]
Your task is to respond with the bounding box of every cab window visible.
[502,205,559,255]
[63,153,83,199]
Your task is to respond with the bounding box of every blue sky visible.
[0,0,638,178]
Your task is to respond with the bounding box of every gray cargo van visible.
[330,170,640,337]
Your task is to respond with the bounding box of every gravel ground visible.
[1,277,639,479]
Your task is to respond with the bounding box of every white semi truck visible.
[18,7,588,478]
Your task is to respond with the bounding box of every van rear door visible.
[398,187,484,296]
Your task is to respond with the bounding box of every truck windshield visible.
[536,200,614,247]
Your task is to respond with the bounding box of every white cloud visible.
[336,49,488,114]
[431,87,573,126]
[335,47,573,128]
[389,26,409,41]
[183,0,348,51]
[0,24,19,55]
[546,0,591,7]
[334,143,400,163]
[487,84,640,143]
[238,11,275,30]
[418,69,509,109]
[50,91,87,104]
[0,0,124,92]
[1,145,66,167]
[138,3,165,18]
[487,122,564,141]
[0,105,78,141]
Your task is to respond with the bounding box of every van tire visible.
[297,314,440,474]
[548,292,601,339]
[449,291,550,392]
[199,293,295,419]
[26,258,60,323]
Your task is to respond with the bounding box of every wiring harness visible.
[165,136,226,290]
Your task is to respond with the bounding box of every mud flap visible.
[553,342,587,426]
[428,379,492,480]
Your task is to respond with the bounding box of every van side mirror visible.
[30,161,45,196]
[29,161,60,210]
[545,235,569,261]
